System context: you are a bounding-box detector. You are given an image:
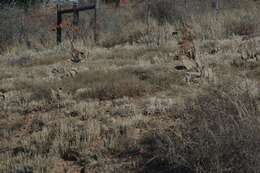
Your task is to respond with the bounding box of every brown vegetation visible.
[0,0,260,173]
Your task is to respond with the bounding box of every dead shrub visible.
[29,84,53,102]
[0,8,22,52]
[0,71,12,81]
[62,69,153,100]
[8,56,33,67]
[66,66,184,101]
[14,80,53,102]
[142,97,176,116]
[224,14,258,36]
[9,80,61,114]
[29,128,56,156]
[125,66,185,89]
[140,86,260,173]
[0,5,56,53]
[148,0,183,24]
[0,119,25,139]
[75,76,151,100]
[90,79,149,100]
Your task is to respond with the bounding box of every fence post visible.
[72,2,79,40]
[57,4,62,44]
[73,2,79,26]
[185,0,187,9]
[212,0,220,11]
[94,0,99,43]
[56,2,96,44]
[145,0,151,46]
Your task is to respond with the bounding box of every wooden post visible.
[57,5,62,44]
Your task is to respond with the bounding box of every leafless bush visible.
[0,5,56,53]
[13,80,53,101]
[4,80,61,114]
[0,8,22,52]
[1,0,259,52]
[147,0,179,24]
[140,85,260,173]
[224,14,259,36]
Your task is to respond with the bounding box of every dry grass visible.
[140,84,260,173]
[56,65,184,101]
[60,69,153,100]
[1,43,259,172]
[0,1,260,173]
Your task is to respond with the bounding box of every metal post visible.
[212,0,220,19]
[57,5,62,44]
[95,0,100,9]
[212,0,220,11]
[94,0,99,43]
[185,0,187,9]
[73,2,79,26]
[94,6,97,42]
[56,3,96,44]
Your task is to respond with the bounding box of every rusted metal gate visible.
[56,2,96,44]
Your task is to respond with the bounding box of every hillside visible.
[0,1,260,173]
